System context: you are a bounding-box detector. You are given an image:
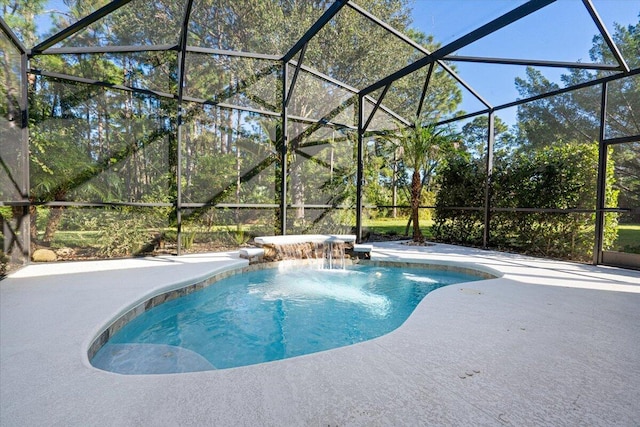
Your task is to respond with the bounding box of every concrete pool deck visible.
[1,241,639,426]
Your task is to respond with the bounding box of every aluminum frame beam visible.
[363,84,391,132]
[182,96,280,117]
[416,63,435,119]
[19,45,30,260]
[36,44,176,55]
[186,46,281,61]
[483,111,495,248]
[0,17,27,53]
[175,0,195,255]
[279,63,289,234]
[603,134,640,146]
[582,0,630,73]
[284,45,308,109]
[356,94,365,243]
[443,55,622,71]
[593,82,608,264]
[292,61,411,126]
[30,69,177,100]
[37,44,283,60]
[32,68,285,120]
[495,67,640,112]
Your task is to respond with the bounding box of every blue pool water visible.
[92,264,482,374]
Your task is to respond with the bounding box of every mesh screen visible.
[0,31,25,202]
[185,53,281,113]
[304,5,424,90]
[52,0,187,48]
[187,0,331,55]
[605,75,640,140]
[1,31,28,269]
[181,103,278,205]
[32,205,174,258]
[30,76,175,203]
[32,51,178,95]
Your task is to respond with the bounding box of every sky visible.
[409,0,640,125]
[29,0,640,127]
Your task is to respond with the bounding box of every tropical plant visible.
[394,121,459,241]
[0,250,8,276]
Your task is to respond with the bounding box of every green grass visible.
[48,230,101,249]
[613,224,640,253]
[364,217,434,239]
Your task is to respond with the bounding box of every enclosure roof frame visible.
[13,0,636,128]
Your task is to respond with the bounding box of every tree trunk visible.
[29,204,38,250]
[235,110,241,225]
[292,156,305,221]
[392,153,398,218]
[411,170,423,242]
[43,206,64,245]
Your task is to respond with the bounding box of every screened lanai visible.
[1,0,639,272]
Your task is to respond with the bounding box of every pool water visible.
[92,264,482,374]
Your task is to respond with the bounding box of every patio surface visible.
[1,241,639,426]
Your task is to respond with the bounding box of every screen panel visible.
[30,76,175,204]
[181,104,278,206]
[0,30,28,270]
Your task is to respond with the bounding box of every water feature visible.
[255,235,353,268]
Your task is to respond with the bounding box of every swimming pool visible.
[91,263,486,374]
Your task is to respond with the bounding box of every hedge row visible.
[433,143,618,261]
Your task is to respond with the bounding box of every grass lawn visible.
[613,224,640,253]
[364,217,434,239]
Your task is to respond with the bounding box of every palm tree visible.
[396,121,459,242]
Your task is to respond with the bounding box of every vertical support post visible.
[392,149,398,218]
[280,62,289,235]
[175,0,194,255]
[176,79,184,255]
[483,111,495,248]
[355,94,365,243]
[20,51,30,260]
[593,82,608,265]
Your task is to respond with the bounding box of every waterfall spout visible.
[253,235,355,268]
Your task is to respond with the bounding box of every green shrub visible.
[0,251,7,276]
[433,143,618,261]
[432,156,486,246]
[89,208,164,257]
[231,225,249,246]
[181,230,196,250]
